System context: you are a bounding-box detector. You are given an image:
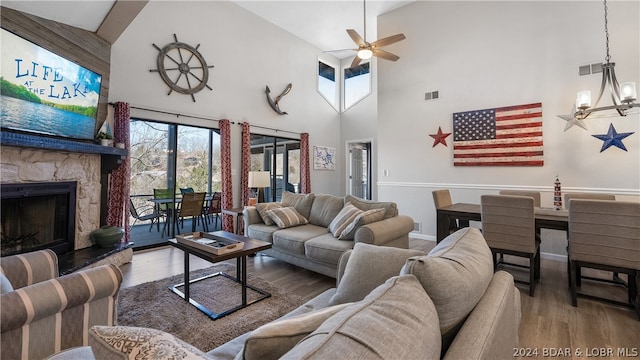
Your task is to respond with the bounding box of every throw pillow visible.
[328,243,424,305]
[344,194,398,219]
[0,272,13,294]
[267,207,309,229]
[400,227,493,343]
[281,275,441,360]
[281,192,315,219]
[242,303,351,360]
[338,207,386,240]
[327,202,362,238]
[256,202,282,226]
[89,326,209,360]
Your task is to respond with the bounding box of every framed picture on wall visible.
[313,145,335,170]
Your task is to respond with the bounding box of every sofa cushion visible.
[400,227,493,340]
[256,203,282,226]
[281,275,441,360]
[268,207,309,229]
[272,224,329,255]
[1,272,13,294]
[327,202,362,237]
[345,195,398,219]
[304,234,354,265]
[241,303,351,360]
[308,194,344,228]
[328,243,424,305]
[281,192,315,219]
[246,224,279,244]
[89,326,210,360]
[338,208,386,240]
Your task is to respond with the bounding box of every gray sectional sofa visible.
[88,227,521,359]
[242,191,415,278]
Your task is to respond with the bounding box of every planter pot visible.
[100,139,114,147]
[90,226,124,248]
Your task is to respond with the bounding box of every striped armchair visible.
[1,249,123,360]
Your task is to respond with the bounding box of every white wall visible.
[109,0,342,204]
[377,1,639,255]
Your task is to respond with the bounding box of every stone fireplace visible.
[0,146,101,252]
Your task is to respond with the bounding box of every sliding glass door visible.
[250,134,301,202]
[129,119,220,249]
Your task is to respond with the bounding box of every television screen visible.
[1,28,102,141]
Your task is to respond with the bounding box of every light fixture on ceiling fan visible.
[343,0,406,69]
[570,0,638,120]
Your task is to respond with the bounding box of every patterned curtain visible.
[300,132,311,194]
[106,102,131,243]
[239,122,251,234]
[220,119,234,232]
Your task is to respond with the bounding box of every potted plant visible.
[96,131,114,146]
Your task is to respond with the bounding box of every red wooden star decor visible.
[429,126,452,147]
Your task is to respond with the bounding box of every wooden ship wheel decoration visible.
[150,34,214,102]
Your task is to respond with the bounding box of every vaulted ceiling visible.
[1,0,412,55]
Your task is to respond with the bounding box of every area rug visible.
[117,263,306,352]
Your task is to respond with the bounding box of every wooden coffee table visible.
[168,231,272,320]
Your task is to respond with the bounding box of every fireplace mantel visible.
[1,131,127,172]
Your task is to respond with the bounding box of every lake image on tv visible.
[1,95,96,140]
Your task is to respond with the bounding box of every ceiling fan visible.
[338,0,406,69]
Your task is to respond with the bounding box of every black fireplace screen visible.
[1,182,76,257]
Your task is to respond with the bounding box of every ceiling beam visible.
[97,0,148,44]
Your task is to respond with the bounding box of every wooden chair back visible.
[499,190,541,207]
[481,195,536,254]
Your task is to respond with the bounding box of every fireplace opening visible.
[1,182,76,257]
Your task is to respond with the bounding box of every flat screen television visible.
[1,28,102,141]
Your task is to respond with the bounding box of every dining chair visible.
[481,194,540,296]
[178,192,208,233]
[129,198,163,232]
[432,189,468,234]
[564,193,615,209]
[568,199,639,319]
[499,190,541,207]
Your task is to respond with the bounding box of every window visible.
[250,134,301,202]
[317,60,338,111]
[344,62,371,110]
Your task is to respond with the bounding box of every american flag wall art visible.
[452,102,543,166]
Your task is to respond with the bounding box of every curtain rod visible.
[241,122,301,136]
[122,104,227,123]
[112,103,300,135]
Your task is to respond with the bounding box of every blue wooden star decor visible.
[592,123,634,152]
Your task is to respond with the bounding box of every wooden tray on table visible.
[175,232,245,255]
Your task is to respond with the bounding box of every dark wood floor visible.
[120,238,640,357]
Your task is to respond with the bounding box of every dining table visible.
[148,194,214,236]
[436,203,569,243]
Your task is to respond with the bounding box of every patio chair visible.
[154,188,176,236]
[178,192,207,233]
[206,192,222,230]
[129,198,163,232]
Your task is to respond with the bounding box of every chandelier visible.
[572,0,639,120]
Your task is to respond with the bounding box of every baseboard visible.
[541,252,567,263]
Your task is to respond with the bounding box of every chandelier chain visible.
[604,0,610,62]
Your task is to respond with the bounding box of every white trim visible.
[541,252,568,263]
[377,181,640,196]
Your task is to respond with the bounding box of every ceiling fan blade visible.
[373,49,400,62]
[346,29,366,46]
[350,55,362,69]
[371,33,406,48]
